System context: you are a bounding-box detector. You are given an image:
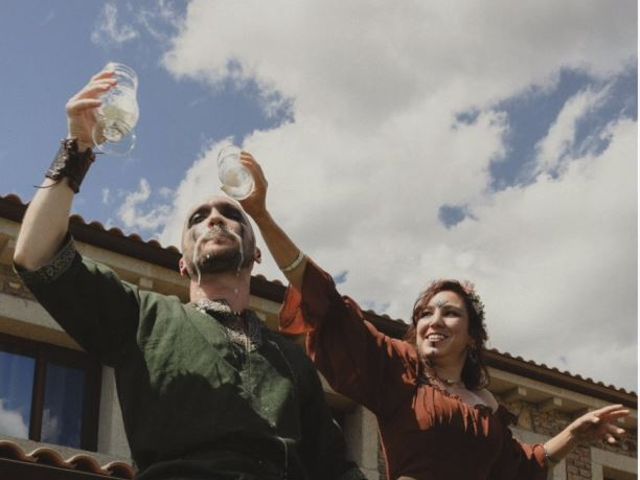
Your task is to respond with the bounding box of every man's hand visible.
[66,69,117,150]
[238,151,269,223]
[14,69,116,270]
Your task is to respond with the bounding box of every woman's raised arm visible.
[238,152,308,290]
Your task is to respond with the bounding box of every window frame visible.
[591,446,637,480]
[0,332,101,451]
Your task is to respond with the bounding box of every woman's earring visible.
[467,346,479,364]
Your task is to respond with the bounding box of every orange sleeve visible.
[490,408,548,480]
[279,260,417,415]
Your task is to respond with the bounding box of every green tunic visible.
[18,239,363,480]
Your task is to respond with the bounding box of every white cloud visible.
[41,408,60,442]
[156,0,636,390]
[159,139,233,248]
[424,118,637,390]
[534,85,611,175]
[158,186,174,198]
[118,179,171,233]
[0,400,28,439]
[163,0,635,126]
[91,3,139,47]
[102,188,111,205]
[136,0,183,43]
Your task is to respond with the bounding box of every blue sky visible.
[1,1,637,390]
[1,0,284,225]
[439,67,637,227]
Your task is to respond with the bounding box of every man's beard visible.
[189,225,249,284]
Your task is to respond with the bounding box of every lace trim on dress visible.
[14,236,77,285]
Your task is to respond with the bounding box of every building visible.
[0,194,636,479]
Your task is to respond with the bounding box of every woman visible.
[239,153,628,480]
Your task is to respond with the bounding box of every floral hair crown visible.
[459,280,486,322]
[425,279,486,322]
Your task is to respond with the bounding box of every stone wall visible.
[0,263,33,300]
[503,396,636,479]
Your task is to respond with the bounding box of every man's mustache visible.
[190,224,246,282]
[197,224,234,243]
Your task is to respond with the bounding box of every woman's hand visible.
[235,151,308,288]
[567,404,628,445]
[66,69,117,150]
[237,151,269,222]
[544,404,629,465]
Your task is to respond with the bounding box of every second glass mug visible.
[92,62,140,156]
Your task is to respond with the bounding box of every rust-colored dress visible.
[280,261,548,480]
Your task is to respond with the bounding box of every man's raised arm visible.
[13,69,116,270]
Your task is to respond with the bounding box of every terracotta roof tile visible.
[0,440,134,479]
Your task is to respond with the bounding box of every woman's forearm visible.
[542,428,576,464]
[252,210,308,290]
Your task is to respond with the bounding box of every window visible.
[0,350,35,439]
[603,468,637,480]
[591,446,637,480]
[0,332,101,450]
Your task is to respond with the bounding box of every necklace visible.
[441,377,464,387]
[426,374,464,388]
[419,362,464,388]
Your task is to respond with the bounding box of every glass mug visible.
[217,144,255,200]
[92,62,140,156]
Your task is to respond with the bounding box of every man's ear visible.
[179,257,190,277]
[253,247,262,264]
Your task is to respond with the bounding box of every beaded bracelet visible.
[543,446,559,467]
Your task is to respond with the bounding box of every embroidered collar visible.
[191,298,237,315]
[190,298,263,351]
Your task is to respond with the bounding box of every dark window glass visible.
[603,466,637,480]
[0,351,36,439]
[0,333,100,450]
[41,363,86,448]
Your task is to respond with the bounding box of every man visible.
[13,69,364,480]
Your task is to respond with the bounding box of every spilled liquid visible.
[225,229,245,274]
[191,225,245,285]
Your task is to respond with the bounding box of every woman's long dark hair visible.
[404,280,489,390]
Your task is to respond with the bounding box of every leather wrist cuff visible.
[45,138,96,193]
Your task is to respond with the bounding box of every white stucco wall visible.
[97,367,131,459]
[343,405,380,480]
